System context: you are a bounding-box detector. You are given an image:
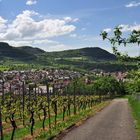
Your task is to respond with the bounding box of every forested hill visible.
[0,42,116,61]
[46,47,116,61]
[17,46,45,55]
[0,42,38,61]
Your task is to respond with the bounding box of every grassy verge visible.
[128,95,140,140]
[36,101,110,140]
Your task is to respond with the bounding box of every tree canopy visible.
[101,26,140,94]
[100,26,140,59]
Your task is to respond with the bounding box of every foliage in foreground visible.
[101,26,140,61]
[125,69,140,94]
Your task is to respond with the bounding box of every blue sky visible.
[0,0,140,56]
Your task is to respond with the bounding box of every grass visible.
[128,95,140,140]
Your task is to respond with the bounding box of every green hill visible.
[45,47,116,61]
[17,46,45,55]
[0,42,37,61]
[0,42,137,72]
[0,42,116,61]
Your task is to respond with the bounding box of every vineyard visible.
[0,74,124,140]
[0,59,137,138]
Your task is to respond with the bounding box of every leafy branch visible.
[100,26,140,60]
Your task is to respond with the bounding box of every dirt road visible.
[62,99,136,140]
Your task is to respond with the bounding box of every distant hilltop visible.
[0,42,116,62]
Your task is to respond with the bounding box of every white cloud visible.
[0,10,76,41]
[5,39,59,47]
[0,10,77,51]
[5,40,33,47]
[103,24,140,33]
[119,24,140,32]
[0,16,7,32]
[0,16,7,25]
[69,34,77,38]
[44,44,74,52]
[26,0,37,5]
[72,18,79,22]
[103,28,112,33]
[64,17,79,22]
[64,17,72,22]
[125,1,140,7]
[118,24,130,32]
[33,39,59,45]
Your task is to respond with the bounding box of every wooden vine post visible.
[73,79,77,115]
[22,81,25,126]
[0,97,3,140]
[2,80,4,105]
[0,78,4,140]
[46,79,51,133]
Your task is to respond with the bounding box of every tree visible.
[125,69,140,94]
[92,76,124,100]
[100,26,140,60]
[101,26,140,94]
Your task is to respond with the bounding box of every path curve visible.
[61,99,136,140]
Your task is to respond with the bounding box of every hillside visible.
[0,42,116,61]
[0,42,37,61]
[45,47,116,61]
[17,46,45,55]
[0,42,137,72]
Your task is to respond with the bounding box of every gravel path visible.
[62,99,136,140]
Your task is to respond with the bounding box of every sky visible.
[0,0,140,56]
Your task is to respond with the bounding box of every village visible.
[0,69,81,95]
[0,68,126,96]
